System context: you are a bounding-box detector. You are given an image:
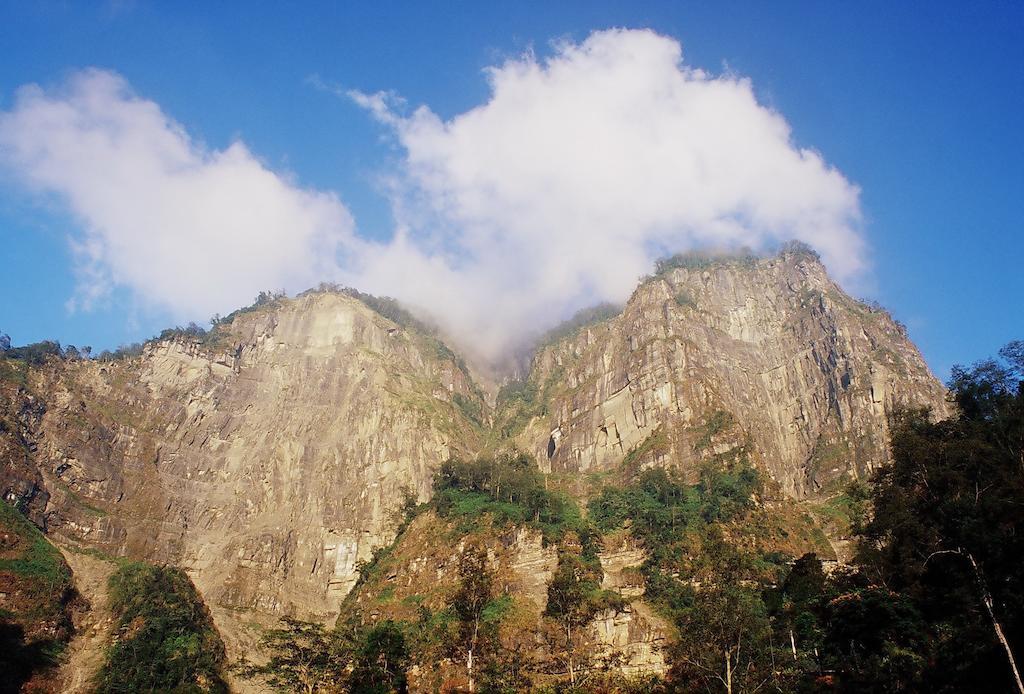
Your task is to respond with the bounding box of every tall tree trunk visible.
[725,649,733,694]
[967,552,1024,694]
[567,621,576,686]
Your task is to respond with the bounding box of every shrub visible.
[535,303,621,349]
[96,562,227,693]
[433,452,592,546]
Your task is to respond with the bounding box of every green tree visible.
[235,617,347,694]
[668,538,775,694]
[453,545,495,692]
[96,562,227,693]
[349,620,409,694]
[856,341,1024,692]
[544,545,624,687]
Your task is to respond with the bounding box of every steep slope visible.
[0,250,954,688]
[1,290,486,661]
[505,247,949,496]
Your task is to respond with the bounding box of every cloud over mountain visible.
[0,30,866,367]
[0,69,358,319]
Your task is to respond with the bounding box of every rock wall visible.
[517,250,949,495]
[2,291,484,643]
[0,254,954,684]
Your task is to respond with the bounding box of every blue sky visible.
[0,1,1021,378]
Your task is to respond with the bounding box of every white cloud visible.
[0,69,357,321]
[0,30,867,370]
[349,29,865,367]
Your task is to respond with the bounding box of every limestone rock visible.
[1,291,484,664]
[516,250,949,495]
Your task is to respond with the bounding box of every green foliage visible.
[157,321,209,342]
[218,289,287,325]
[669,577,774,692]
[745,340,1024,692]
[96,562,227,693]
[692,409,734,451]
[433,452,592,545]
[534,302,621,349]
[0,501,75,689]
[817,479,871,535]
[589,462,759,555]
[588,461,765,650]
[493,366,566,439]
[695,458,759,522]
[239,615,410,693]
[847,342,1024,691]
[96,342,144,362]
[235,617,345,693]
[545,552,623,626]
[449,545,516,691]
[619,426,670,478]
[1,340,64,366]
[0,356,29,385]
[589,468,699,546]
[652,248,758,276]
[779,239,821,260]
[673,289,696,308]
[823,585,930,691]
[494,377,541,437]
[544,549,626,686]
[0,502,72,589]
[349,620,410,694]
[452,392,483,427]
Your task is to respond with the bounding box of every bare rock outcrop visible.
[516,249,949,495]
[0,251,953,683]
[2,291,484,658]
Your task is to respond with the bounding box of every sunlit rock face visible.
[516,249,949,495]
[0,250,951,684]
[4,291,483,625]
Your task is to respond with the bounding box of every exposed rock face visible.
[590,604,669,676]
[516,250,949,495]
[2,292,483,631]
[0,380,49,525]
[0,251,952,685]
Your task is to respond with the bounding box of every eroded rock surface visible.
[516,250,949,495]
[2,292,483,661]
[0,253,953,683]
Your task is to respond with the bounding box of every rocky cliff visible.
[0,249,951,688]
[1,290,485,667]
[508,247,948,495]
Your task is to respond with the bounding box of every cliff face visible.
[0,252,952,686]
[343,512,672,688]
[2,291,484,628]
[512,250,949,495]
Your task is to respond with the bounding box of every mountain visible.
[507,245,948,494]
[0,248,949,690]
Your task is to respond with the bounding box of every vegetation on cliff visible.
[433,451,594,545]
[233,341,1024,693]
[0,500,76,692]
[95,561,228,693]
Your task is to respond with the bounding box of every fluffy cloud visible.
[0,69,357,320]
[350,29,865,365]
[0,30,867,369]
